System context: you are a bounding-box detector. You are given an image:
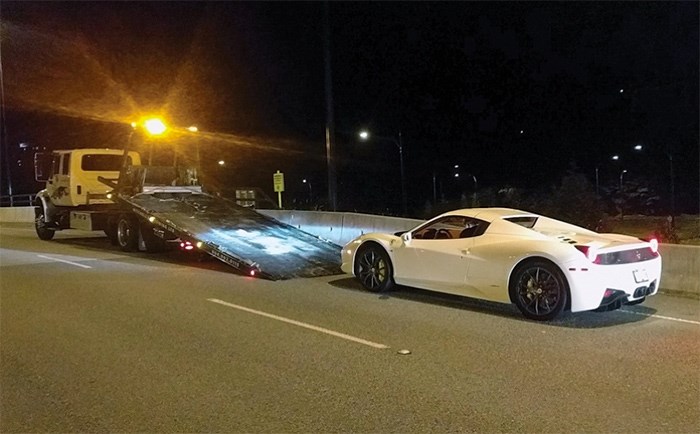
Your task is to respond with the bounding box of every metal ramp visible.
[121,190,341,280]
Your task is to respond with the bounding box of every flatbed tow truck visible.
[33,148,341,279]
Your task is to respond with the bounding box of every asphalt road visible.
[1,223,699,433]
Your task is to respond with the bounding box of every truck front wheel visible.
[35,205,55,241]
[116,214,139,252]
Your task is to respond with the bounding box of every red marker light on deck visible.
[180,241,194,251]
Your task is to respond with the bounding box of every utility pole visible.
[323,1,337,211]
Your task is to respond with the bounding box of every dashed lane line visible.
[36,254,93,269]
[207,298,390,349]
[620,309,700,325]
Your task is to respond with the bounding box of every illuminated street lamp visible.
[619,169,628,191]
[218,160,225,166]
[359,129,406,215]
[303,179,313,204]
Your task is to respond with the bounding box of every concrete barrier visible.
[3,206,698,297]
[658,244,700,296]
[259,209,422,246]
[0,206,35,223]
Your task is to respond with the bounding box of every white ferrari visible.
[341,208,662,321]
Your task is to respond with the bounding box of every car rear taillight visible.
[575,245,599,262]
[649,238,659,254]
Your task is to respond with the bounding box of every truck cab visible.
[37,149,141,207]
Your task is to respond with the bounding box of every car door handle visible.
[461,249,470,255]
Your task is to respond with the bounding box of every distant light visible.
[148,216,156,223]
[302,179,308,183]
[634,145,643,151]
[196,241,203,248]
[218,160,225,166]
[187,126,198,132]
[611,155,619,161]
[359,130,369,140]
[106,193,113,199]
[19,142,29,149]
[144,118,167,135]
[619,89,624,93]
[130,122,137,128]
[520,130,524,134]
[454,173,460,178]
[249,269,256,277]
[454,164,459,169]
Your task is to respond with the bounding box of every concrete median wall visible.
[0,206,35,222]
[259,209,422,246]
[3,206,698,297]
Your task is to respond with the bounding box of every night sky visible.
[1,1,698,216]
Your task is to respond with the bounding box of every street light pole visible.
[359,129,406,215]
[619,169,627,190]
[398,131,406,216]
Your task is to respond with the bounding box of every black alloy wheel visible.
[512,261,568,321]
[354,244,394,292]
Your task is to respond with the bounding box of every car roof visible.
[441,207,539,222]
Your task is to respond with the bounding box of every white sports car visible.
[341,208,661,321]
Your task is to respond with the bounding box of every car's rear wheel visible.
[354,243,394,292]
[511,260,568,321]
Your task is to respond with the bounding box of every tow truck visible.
[33,147,341,279]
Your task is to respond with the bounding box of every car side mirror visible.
[402,232,411,243]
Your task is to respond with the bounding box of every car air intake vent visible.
[595,248,658,265]
[557,235,578,244]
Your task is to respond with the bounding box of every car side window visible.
[412,216,488,240]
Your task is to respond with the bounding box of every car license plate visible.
[633,269,649,283]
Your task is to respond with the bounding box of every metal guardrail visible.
[0,194,36,207]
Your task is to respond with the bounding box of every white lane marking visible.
[207,298,389,349]
[620,309,700,325]
[36,255,93,269]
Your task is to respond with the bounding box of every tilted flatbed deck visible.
[120,188,341,280]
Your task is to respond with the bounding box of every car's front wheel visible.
[354,243,394,292]
[511,260,568,321]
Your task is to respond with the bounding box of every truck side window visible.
[51,155,60,177]
[60,154,70,175]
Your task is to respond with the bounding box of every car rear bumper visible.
[565,256,662,312]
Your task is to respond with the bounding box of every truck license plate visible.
[633,269,649,283]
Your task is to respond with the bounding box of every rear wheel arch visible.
[508,256,571,320]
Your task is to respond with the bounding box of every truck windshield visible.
[81,154,130,171]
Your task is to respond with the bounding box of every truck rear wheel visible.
[35,205,55,241]
[105,220,118,246]
[116,214,139,252]
[140,220,166,253]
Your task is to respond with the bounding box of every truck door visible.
[51,153,73,206]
